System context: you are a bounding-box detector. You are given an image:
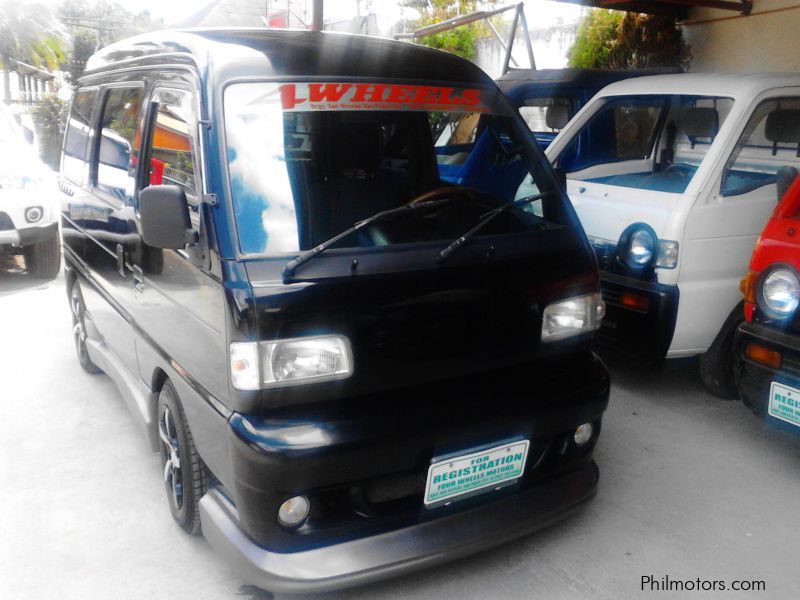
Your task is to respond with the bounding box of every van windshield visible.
[557,95,734,195]
[224,81,562,256]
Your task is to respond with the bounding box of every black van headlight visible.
[542,292,605,342]
[230,335,353,390]
[759,267,800,320]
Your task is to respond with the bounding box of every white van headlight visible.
[542,292,605,342]
[230,335,353,390]
[617,223,657,270]
[760,268,800,318]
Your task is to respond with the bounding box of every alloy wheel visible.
[159,406,184,510]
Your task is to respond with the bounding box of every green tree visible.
[0,1,66,103]
[58,0,165,86]
[568,9,689,70]
[61,29,97,91]
[405,0,497,60]
[31,96,69,169]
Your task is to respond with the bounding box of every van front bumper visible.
[200,461,597,593]
[736,321,800,430]
[596,271,679,359]
[207,352,609,591]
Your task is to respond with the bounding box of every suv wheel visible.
[24,233,61,279]
[158,380,208,535]
[70,282,102,375]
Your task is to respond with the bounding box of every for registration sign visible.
[424,439,529,507]
[769,381,800,427]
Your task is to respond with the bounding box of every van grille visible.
[589,238,617,271]
[600,282,620,305]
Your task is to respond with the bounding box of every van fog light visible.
[574,423,593,446]
[25,206,43,223]
[278,496,310,527]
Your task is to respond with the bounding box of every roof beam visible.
[311,0,323,32]
[600,0,752,13]
[555,0,752,17]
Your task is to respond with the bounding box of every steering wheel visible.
[405,185,475,206]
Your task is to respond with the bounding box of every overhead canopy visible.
[552,0,752,19]
[9,59,55,81]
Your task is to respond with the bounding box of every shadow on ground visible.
[0,255,58,295]
[597,348,705,400]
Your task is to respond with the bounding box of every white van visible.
[546,73,800,397]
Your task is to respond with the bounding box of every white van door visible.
[673,93,800,355]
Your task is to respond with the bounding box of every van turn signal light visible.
[744,342,782,370]
[618,291,650,312]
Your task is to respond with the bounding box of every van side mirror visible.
[139,185,198,249]
[552,167,567,194]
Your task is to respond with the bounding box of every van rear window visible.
[224,81,562,256]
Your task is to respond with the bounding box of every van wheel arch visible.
[151,368,169,396]
[699,301,744,400]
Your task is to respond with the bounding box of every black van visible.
[59,29,609,592]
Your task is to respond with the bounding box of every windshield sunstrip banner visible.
[258,82,491,113]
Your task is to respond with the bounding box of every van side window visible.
[142,88,199,230]
[722,97,800,197]
[96,87,144,202]
[63,89,97,184]
[560,97,666,172]
[519,97,573,134]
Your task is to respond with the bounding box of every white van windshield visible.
[558,95,734,194]
[224,81,562,256]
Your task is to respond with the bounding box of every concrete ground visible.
[2,269,800,600]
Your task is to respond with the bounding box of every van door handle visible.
[133,265,144,293]
[116,244,125,277]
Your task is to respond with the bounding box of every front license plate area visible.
[769,381,800,427]
[424,439,529,507]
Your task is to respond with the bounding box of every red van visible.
[737,174,800,430]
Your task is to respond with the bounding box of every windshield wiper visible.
[282,198,451,283]
[435,192,552,265]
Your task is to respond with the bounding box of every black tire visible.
[699,302,744,400]
[69,281,103,375]
[24,233,61,279]
[157,380,208,535]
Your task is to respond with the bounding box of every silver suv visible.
[0,103,59,278]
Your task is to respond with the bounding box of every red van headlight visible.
[758,267,800,320]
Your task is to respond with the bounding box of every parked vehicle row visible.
[55,25,800,592]
[506,68,800,436]
[500,72,796,400]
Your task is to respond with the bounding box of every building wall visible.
[683,0,800,72]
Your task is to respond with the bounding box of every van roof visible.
[497,67,680,87]
[593,72,800,100]
[82,28,493,87]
